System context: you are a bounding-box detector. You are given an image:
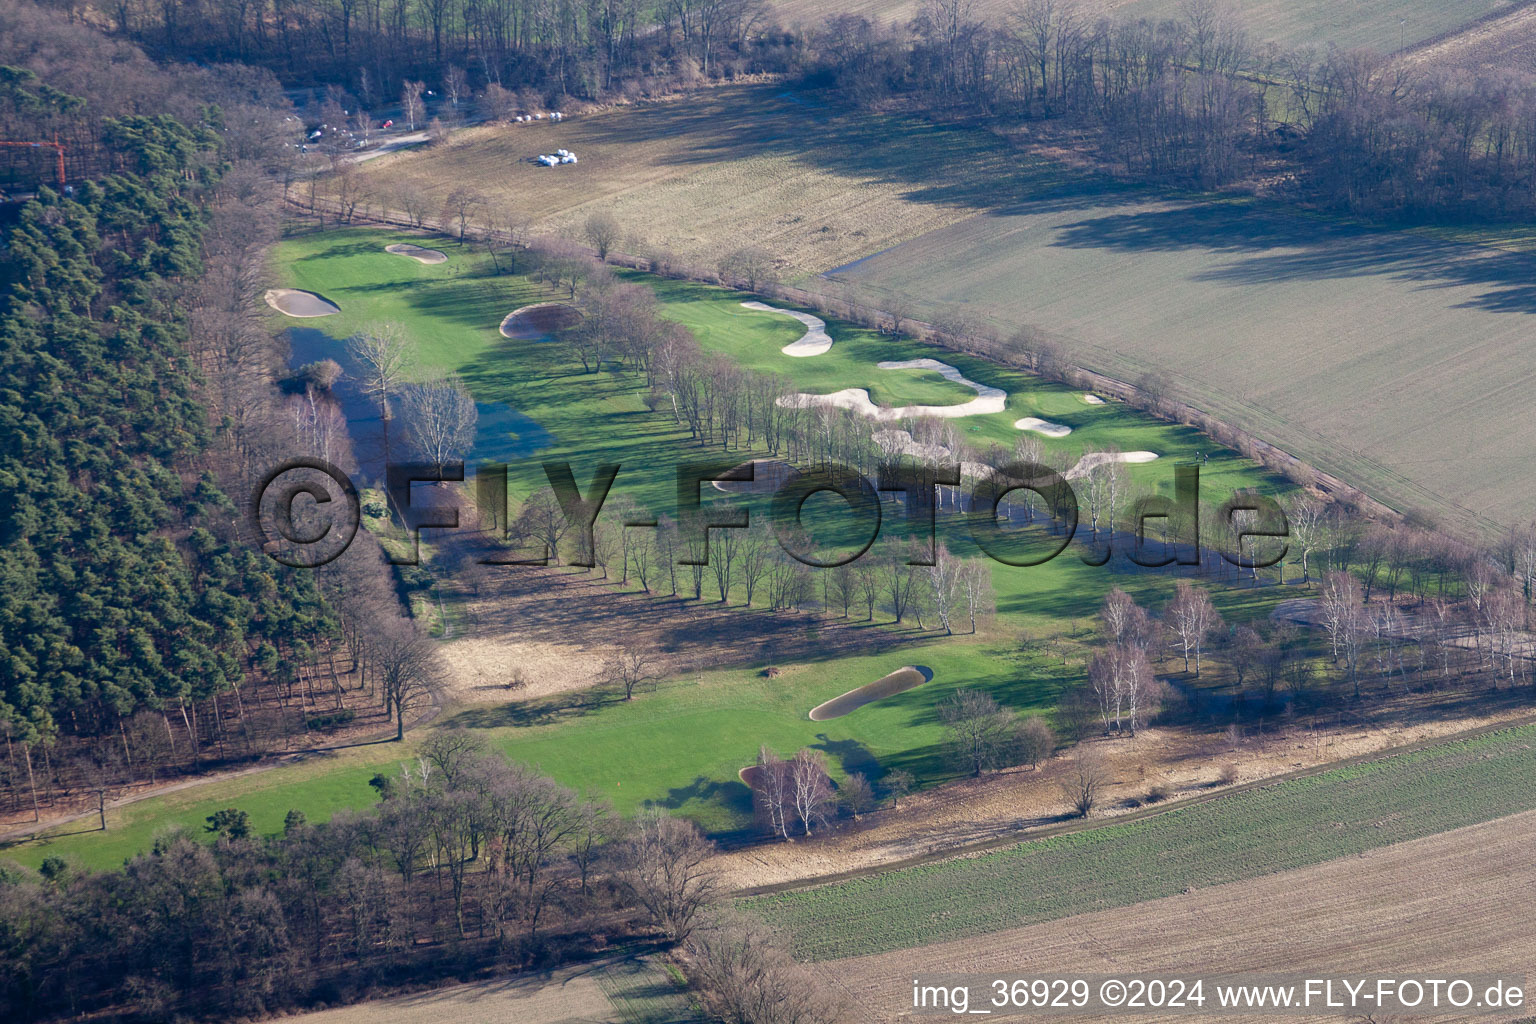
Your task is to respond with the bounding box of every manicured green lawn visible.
[0,226,1299,873]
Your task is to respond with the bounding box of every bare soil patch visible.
[829,805,1536,1022]
[437,525,915,709]
[284,963,619,1024]
[385,242,448,264]
[499,302,583,339]
[265,288,340,317]
[808,665,932,721]
[1401,2,1536,73]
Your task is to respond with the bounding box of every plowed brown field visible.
[827,807,1536,1022]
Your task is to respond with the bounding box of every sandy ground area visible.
[740,300,833,356]
[828,805,1536,1022]
[265,288,340,317]
[1083,393,1105,404]
[435,546,918,709]
[713,703,1536,891]
[286,961,622,1024]
[778,358,1006,420]
[1015,416,1072,437]
[385,242,448,264]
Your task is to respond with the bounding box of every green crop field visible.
[832,195,1536,531]
[1,225,1291,872]
[745,724,1536,961]
[769,0,1517,53]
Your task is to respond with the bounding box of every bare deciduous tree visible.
[1060,743,1107,818]
[1166,581,1221,675]
[616,808,720,943]
[584,212,622,261]
[400,374,478,476]
[602,645,656,701]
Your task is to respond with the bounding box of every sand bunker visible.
[385,242,448,264]
[808,666,934,721]
[1015,416,1072,438]
[265,288,340,318]
[711,458,799,494]
[740,301,832,357]
[778,359,1006,421]
[1083,393,1105,405]
[499,302,583,339]
[1065,450,1159,480]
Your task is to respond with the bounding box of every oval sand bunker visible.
[385,242,448,264]
[265,288,340,318]
[711,458,799,495]
[1065,450,1159,481]
[809,666,934,721]
[500,302,583,339]
[1015,416,1072,438]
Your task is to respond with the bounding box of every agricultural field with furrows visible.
[284,956,700,1024]
[744,724,1536,961]
[769,0,1518,53]
[1401,1,1536,73]
[830,196,1536,530]
[830,803,1536,1023]
[348,83,1086,279]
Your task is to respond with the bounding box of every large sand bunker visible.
[1014,416,1072,438]
[777,359,1005,421]
[740,301,833,356]
[500,302,583,339]
[1065,450,1159,480]
[385,242,448,264]
[808,665,934,721]
[1083,393,1105,405]
[265,288,340,318]
[711,458,799,494]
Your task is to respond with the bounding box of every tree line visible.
[0,5,423,831]
[93,0,792,100]
[812,0,1536,217]
[0,731,843,1024]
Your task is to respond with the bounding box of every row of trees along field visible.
[0,3,438,827]
[247,0,1536,224]
[813,0,1536,216]
[0,732,845,1024]
[81,0,796,95]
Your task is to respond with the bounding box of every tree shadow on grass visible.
[656,775,753,821]
[811,733,883,781]
[441,689,612,729]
